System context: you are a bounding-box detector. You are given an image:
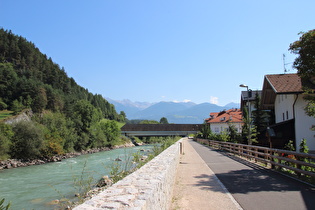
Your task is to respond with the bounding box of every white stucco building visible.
[206,109,243,134]
[261,73,315,153]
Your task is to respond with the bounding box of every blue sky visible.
[1,1,314,106]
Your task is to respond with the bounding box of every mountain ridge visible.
[108,99,240,124]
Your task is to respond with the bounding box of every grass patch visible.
[117,122,125,129]
[99,118,125,129]
[0,110,14,121]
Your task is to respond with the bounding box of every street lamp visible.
[239,84,251,145]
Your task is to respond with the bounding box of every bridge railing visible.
[196,138,315,179]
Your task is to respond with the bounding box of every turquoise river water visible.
[0,145,154,210]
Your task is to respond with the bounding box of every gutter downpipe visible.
[293,94,298,119]
[292,94,299,151]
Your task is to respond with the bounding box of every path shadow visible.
[192,142,315,210]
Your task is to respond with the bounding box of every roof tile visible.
[206,109,243,123]
[266,74,303,93]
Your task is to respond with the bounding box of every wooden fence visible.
[196,138,315,179]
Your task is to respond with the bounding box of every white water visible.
[0,145,154,210]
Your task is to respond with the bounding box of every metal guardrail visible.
[196,138,315,178]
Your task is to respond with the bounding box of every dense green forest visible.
[0,28,127,160]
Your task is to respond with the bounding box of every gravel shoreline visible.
[0,142,135,170]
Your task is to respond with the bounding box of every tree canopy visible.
[289,29,315,78]
[289,29,315,117]
[159,117,169,124]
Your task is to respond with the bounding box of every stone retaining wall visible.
[74,139,182,210]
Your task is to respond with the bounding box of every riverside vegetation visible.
[0,198,10,210]
[0,28,128,162]
[53,136,180,209]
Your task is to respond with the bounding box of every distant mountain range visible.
[106,99,240,124]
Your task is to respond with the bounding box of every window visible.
[283,113,285,121]
[286,111,289,120]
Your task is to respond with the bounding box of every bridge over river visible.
[121,124,203,137]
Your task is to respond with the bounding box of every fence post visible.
[241,145,246,157]
[264,148,268,167]
[270,150,275,169]
[179,142,183,154]
[245,146,250,160]
[296,157,302,178]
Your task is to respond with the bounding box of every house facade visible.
[261,73,315,153]
[206,109,243,134]
[240,90,262,114]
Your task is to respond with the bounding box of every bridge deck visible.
[121,124,202,136]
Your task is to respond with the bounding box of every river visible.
[0,145,154,210]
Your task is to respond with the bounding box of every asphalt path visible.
[190,140,315,210]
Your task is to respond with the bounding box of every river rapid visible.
[0,145,154,210]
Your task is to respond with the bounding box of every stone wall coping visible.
[73,139,182,210]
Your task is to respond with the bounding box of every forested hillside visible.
[0,29,127,161]
[0,29,124,120]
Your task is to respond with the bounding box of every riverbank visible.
[0,141,135,170]
[73,138,181,209]
[0,144,153,210]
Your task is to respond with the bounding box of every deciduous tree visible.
[159,117,169,124]
[72,100,102,133]
[289,29,315,79]
[102,120,120,146]
[289,30,315,117]
[10,121,44,160]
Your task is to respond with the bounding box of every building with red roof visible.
[205,109,243,134]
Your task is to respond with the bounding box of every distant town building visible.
[205,109,243,134]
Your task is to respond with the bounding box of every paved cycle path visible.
[190,140,315,210]
[171,138,241,210]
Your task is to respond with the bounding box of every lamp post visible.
[240,84,251,145]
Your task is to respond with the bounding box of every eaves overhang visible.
[261,74,304,110]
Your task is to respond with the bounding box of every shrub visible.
[101,120,121,146]
[10,121,44,160]
[0,122,13,160]
[0,100,7,110]
[299,138,309,154]
[284,140,295,151]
